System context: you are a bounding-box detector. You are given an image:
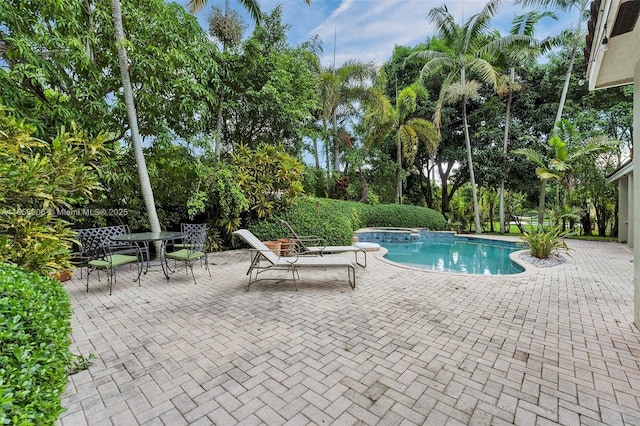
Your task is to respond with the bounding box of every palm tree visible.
[300,35,324,169]
[187,0,311,20]
[187,0,262,18]
[110,0,161,246]
[315,60,380,174]
[517,0,590,128]
[517,0,589,225]
[365,83,440,203]
[514,120,618,224]
[494,11,557,232]
[411,0,511,233]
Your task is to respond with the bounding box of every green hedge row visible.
[248,197,446,245]
[0,263,72,424]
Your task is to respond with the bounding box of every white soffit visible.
[587,0,640,90]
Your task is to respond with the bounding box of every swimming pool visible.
[356,229,525,275]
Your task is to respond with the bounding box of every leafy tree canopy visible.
[0,0,218,141]
[222,6,317,154]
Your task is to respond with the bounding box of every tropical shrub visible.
[248,197,364,246]
[232,144,304,221]
[0,263,73,424]
[364,204,447,229]
[0,108,105,273]
[248,196,446,246]
[187,162,249,236]
[301,166,329,198]
[521,225,570,259]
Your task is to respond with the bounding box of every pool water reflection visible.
[380,238,525,275]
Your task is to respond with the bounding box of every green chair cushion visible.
[89,254,138,269]
[166,249,204,261]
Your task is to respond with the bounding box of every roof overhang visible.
[606,159,634,182]
[586,0,640,90]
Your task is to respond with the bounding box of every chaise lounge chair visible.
[280,219,369,267]
[233,229,356,291]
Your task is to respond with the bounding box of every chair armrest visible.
[294,235,325,243]
[291,236,327,248]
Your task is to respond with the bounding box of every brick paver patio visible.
[58,239,640,425]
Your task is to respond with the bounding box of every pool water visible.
[380,237,525,275]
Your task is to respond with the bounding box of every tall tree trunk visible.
[312,137,320,169]
[554,44,576,128]
[554,20,580,129]
[215,101,223,160]
[499,67,515,233]
[84,0,94,61]
[421,159,434,209]
[332,112,340,172]
[322,119,331,182]
[536,52,579,225]
[540,16,582,225]
[538,179,546,226]
[111,0,161,254]
[439,160,455,214]
[461,90,482,233]
[214,0,230,161]
[396,132,402,204]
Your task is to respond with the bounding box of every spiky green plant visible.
[521,225,570,259]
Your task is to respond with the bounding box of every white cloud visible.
[178,0,579,67]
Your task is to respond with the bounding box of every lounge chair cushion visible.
[354,242,380,252]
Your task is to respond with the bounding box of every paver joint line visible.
[57,242,639,425]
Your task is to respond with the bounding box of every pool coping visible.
[357,229,544,277]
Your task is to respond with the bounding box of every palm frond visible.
[464,0,502,50]
[418,56,457,82]
[397,87,417,120]
[409,50,446,62]
[186,0,206,13]
[513,147,545,167]
[549,158,571,173]
[238,0,262,25]
[510,11,557,36]
[515,0,576,12]
[480,33,532,58]
[427,5,458,43]
[409,118,440,157]
[432,73,456,130]
[399,124,419,164]
[548,135,567,161]
[536,168,562,180]
[467,58,499,88]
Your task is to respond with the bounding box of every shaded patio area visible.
[58,239,639,425]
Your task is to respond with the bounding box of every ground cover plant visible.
[0,263,73,424]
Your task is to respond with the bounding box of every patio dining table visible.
[111,231,185,280]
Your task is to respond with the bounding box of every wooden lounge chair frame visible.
[280,219,367,267]
[233,229,356,291]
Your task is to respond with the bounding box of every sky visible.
[177,0,579,67]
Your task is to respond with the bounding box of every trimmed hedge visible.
[248,197,446,245]
[0,263,72,424]
[364,203,446,229]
